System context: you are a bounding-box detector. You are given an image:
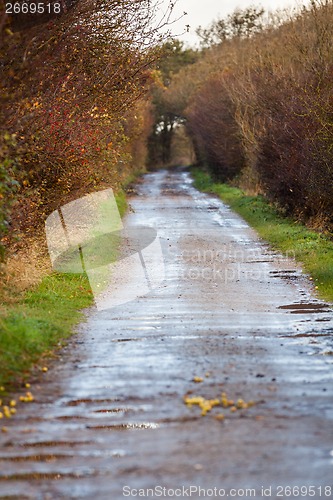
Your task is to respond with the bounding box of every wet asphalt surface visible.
[0,168,333,500]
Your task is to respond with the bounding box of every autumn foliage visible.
[156,1,333,231]
[0,0,173,254]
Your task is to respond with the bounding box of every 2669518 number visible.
[276,485,332,497]
[5,2,61,14]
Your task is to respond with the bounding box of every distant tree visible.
[156,39,199,85]
[148,40,198,166]
[196,7,265,47]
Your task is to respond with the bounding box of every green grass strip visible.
[0,189,128,391]
[0,273,93,389]
[191,168,333,303]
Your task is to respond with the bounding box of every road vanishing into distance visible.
[0,168,332,499]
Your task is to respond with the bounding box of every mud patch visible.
[17,441,93,448]
[65,398,120,407]
[56,415,88,421]
[270,270,300,281]
[94,408,130,414]
[0,471,96,481]
[87,423,159,430]
[0,496,30,500]
[281,332,332,339]
[158,416,199,424]
[0,454,70,462]
[278,302,330,314]
[111,338,142,343]
[246,260,272,263]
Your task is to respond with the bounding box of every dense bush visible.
[0,134,21,258]
[186,71,245,181]
[0,0,175,256]
[156,1,333,230]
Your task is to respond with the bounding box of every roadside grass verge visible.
[0,273,93,390]
[0,189,128,393]
[191,168,333,303]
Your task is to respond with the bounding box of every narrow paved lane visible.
[1,168,332,500]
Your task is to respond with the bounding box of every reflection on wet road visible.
[0,168,332,499]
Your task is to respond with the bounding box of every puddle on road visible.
[128,327,160,331]
[281,326,333,358]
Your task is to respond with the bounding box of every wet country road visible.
[1,168,333,500]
